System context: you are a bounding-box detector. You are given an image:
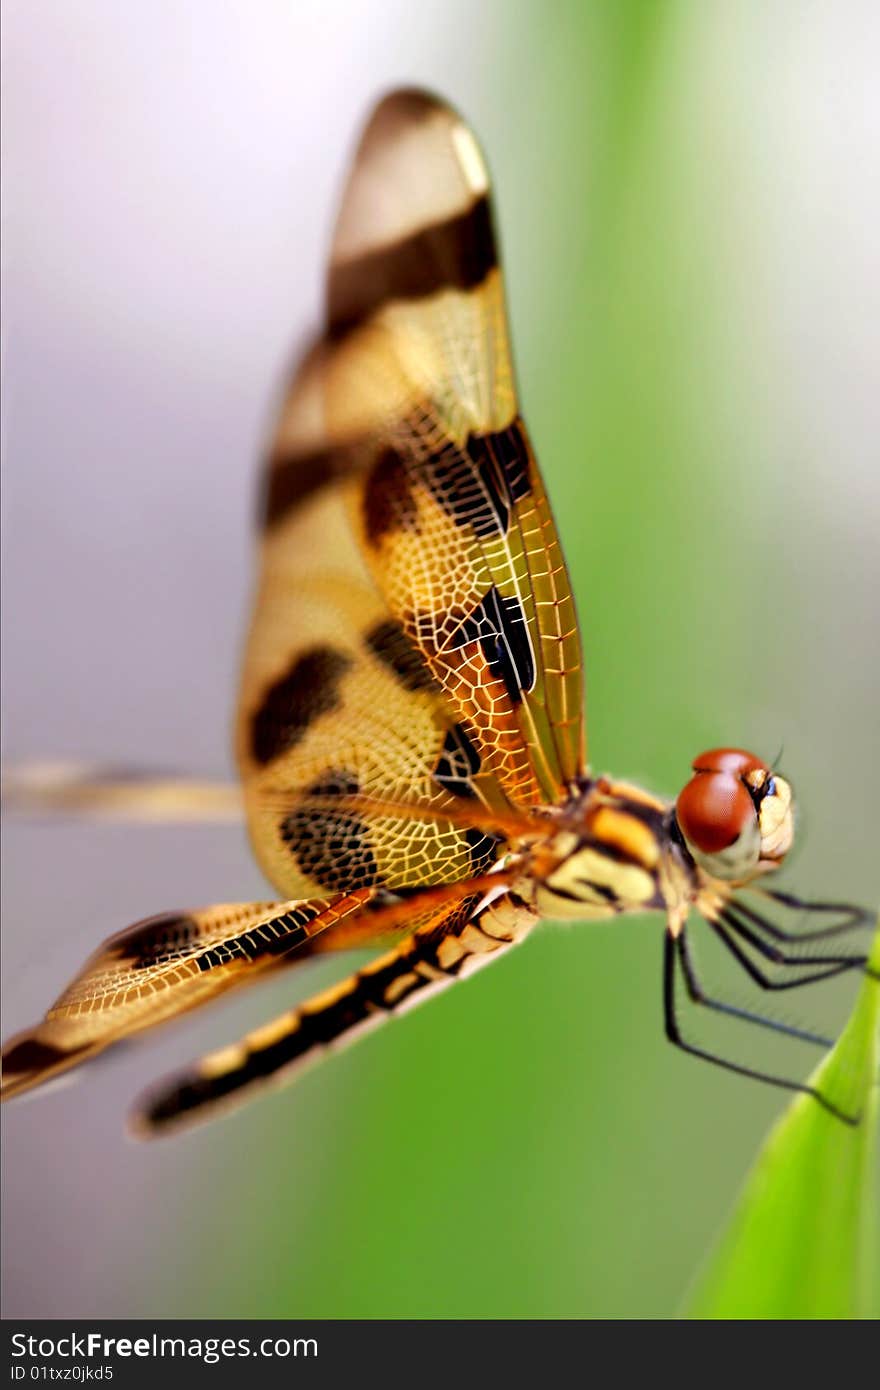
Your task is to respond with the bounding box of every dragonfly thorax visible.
[530,779,692,923]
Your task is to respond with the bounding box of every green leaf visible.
[686,924,880,1320]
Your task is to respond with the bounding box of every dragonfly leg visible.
[719,905,869,975]
[712,914,865,991]
[746,888,872,942]
[676,931,831,1047]
[662,929,857,1124]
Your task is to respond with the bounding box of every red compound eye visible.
[676,771,756,854]
[691,747,769,777]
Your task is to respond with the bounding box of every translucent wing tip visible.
[331,86,490,276]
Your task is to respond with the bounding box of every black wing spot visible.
[2,1037,69,1072]
[251,646,352,766]
[363,446,419,547]
[488,422,532,504]
[457,587,535,705]
[433,723,481,799]
[329,196,497,336]
[195,903,324,974]
[365,619,441,694]
[427,421,533,539]
[465,827,503,875]
[281,771,382,894]
[263,444,362,529]
[113,913,201,969]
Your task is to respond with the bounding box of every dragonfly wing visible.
[239,90,585,902]
[0,893,375,1100]
[0,871,519,1104]
[240,340,509,899]
[328,92,585,803]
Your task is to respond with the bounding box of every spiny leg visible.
[663,929,857,1124]
[713,913,865,992]
[733,891,874,950]
[676,930,831,1048]
[746,887,873,942]
[720,904,868,974]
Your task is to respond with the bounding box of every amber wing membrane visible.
[239,88,585,902]
[0,894,377,1099]
[3,93,582,1130]
[1,870,524,1116]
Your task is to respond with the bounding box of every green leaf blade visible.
[686,925,880,1320]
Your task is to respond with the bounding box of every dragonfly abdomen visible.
[134,890,537,1136]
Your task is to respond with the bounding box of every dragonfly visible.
[1,89,873,1137]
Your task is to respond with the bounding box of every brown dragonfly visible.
[1,90,872,1136]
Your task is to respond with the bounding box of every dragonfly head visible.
[675,748,793,883]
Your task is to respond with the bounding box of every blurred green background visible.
[3,1,878,1319]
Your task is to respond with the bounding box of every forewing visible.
[238,90,584,899]
[327,90,584,805]
[238,343,508,900]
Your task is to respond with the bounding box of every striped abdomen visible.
[134,892,536,1136]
